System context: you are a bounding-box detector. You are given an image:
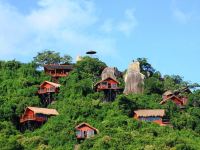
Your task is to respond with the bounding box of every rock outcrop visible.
[101,67,121,80]
[124,61,145,94]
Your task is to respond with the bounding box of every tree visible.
[61,55,72,65]
[136,58,155,77]
[144,72,164,94]
[33,50,72,67]
[75,56,107,77]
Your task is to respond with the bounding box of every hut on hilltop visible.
[44,64,73,83]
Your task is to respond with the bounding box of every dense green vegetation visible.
[1,53,200,150]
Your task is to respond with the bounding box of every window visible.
[101,82,108,88]
[111,83,117,88]
[87,130,94,137]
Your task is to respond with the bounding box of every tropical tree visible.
[33,50,72,67]
[137,58,155,77]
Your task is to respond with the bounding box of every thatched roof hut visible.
[134,109,165,117]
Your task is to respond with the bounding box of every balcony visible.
[20,115,47,123]
[38,88,56,94]
[46,72,69,77]
[97,84,119,90]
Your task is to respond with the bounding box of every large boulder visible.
[101,67,121,80]
[124,61,145,94]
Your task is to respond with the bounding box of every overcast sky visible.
[0,0,200,83]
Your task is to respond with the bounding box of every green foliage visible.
[144,71,164,94]
[0,121,23,150]
[33,50,72,67]
[1,56,200,149]
[75,56,106,77]
[188,90,200,107]
[58,56,106,99]
[137,58,155,77]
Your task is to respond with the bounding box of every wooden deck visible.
[46,72,69,77]
[38,88,56,94]
[20,115,47,123]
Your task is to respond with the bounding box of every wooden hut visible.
[160,90,189,107]
[95,77,120,91]
[20,107,59,131]
[134,109,169,126]
[94,77,122,101]
[38,81,61,94]
[38,81,61,106]
[75,123,99,140]
[44,64,73,82]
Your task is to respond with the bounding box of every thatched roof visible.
[44,64,73,70]
[40,81,61,88]
[75,122,99,133]
[27,107,59,115]
[134,109,165,117]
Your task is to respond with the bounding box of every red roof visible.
[40,81,61,88]
[75,122,99,133]
[160,95,184,105]
[44,64,73,70]
[95,77,120,87]
[27,107,59,116]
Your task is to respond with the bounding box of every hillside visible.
[1,54,200,150]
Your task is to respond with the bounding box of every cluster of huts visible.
[19,63,99,139]
[19,59,191,140]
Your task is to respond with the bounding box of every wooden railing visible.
[38,88,56,94]
[98,85,119,90]
[20,115,47,123]
[46,72,69,77]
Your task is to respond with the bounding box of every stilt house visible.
[38,81,61,105]
[75,123,99,139]
[20,107,59,130]
[94,77,122,101]
[95,77,120,91]
[134,109,170,126]
[44,64,73,82]
[20,107,59,123]
[38,81,61,94]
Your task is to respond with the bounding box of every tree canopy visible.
[33,50,72,67]
[0,54,200,149]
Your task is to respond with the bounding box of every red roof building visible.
[94,77,122,101]
[20,107,59,123]
[95,77,120,92]
[38,81,61,94]
[75,123,99,139]
[160,90,188,107]
[44,64,73,78]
